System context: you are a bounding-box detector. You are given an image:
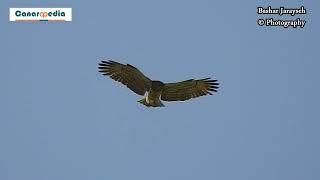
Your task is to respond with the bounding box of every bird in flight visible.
[98,60,219,107]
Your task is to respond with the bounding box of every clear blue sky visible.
[1,0,319,180]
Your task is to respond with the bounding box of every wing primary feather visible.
[98,60,152,96]
[161,77,219,102]
[200,77,211,81]
[210,83,219,86]
[98,66,109,69]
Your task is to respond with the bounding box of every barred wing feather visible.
[161,78,219,101]
[98,60,152,96]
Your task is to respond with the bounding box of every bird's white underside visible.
[143,91,150,104]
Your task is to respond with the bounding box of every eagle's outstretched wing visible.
[98,60,152,96]
[161,78,219,101]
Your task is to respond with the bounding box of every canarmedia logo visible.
[9,8,72,22]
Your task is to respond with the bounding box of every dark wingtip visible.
[109,60,121,65]
[210,82,219,86]
[208,88,218,92]
[101,60,109,64]
[100,59,120,65]
[98,66,109,69]
[207,77,219,93]
[206,80,218,83]
[200,77,211,81]
[209,86,219,89]
[200,77,218,82]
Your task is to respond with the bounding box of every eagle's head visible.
[151,81,165,91]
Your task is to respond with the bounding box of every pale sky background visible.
[1,0,319,180]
